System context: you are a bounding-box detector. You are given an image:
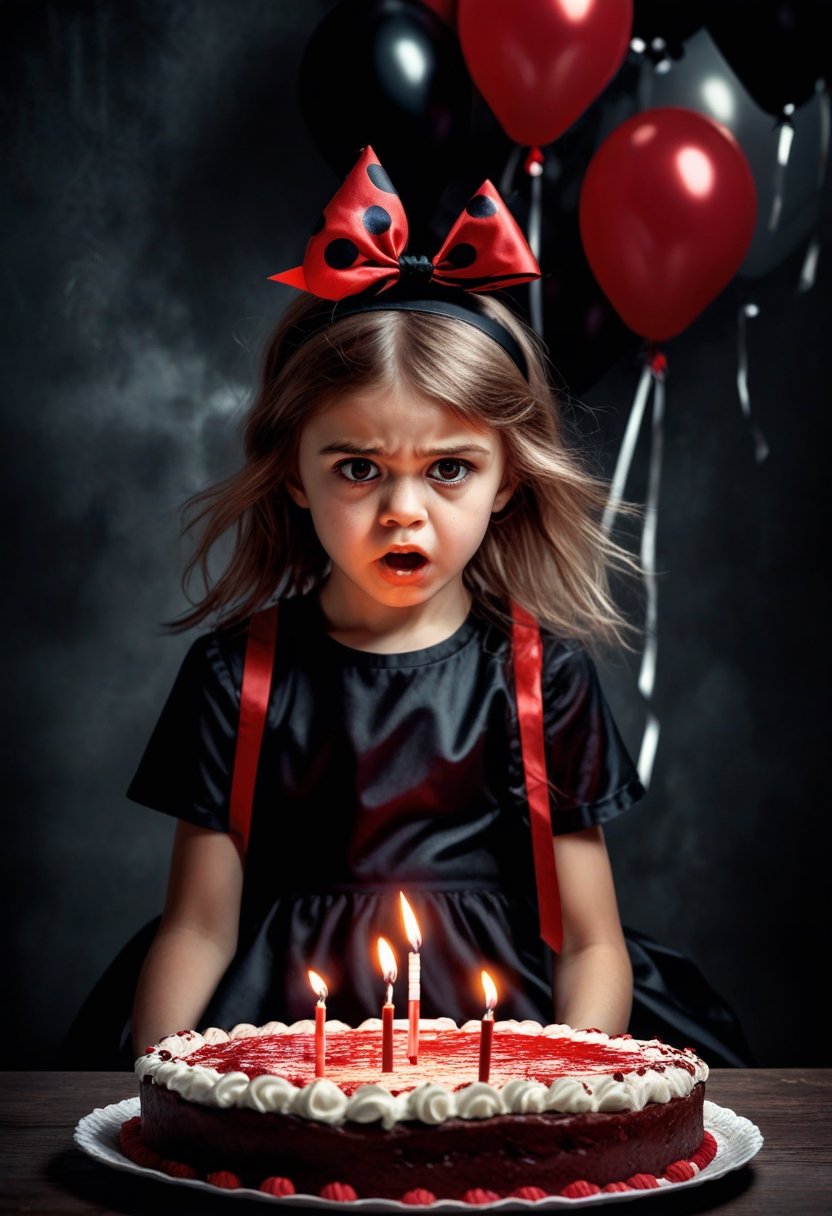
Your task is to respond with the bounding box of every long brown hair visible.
[174,291,637,647]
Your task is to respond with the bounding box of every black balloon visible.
[505,82,640,397]
[537,74,641,396]
[640,27,825,279]
[631,0,703,60]
[535,205,637,399]
[707,0,827,116]
[299,0,472,243]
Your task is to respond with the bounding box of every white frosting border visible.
[136,1018,708,1127]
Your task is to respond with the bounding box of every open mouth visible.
[381,551,428,572]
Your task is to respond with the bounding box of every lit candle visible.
[377,936,397,1072]
[399,891,422,1064]
[308,969,328,1077]
[478,970,498,1084]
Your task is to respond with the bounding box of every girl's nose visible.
[379,478,428,528]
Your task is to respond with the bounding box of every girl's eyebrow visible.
[318,441,492,457]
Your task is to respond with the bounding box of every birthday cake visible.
[126,1019,712,1201]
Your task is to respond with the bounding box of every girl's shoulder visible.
[501,607,588,672]
[177,593,321,685]
[535,631,599,710]
[167,618,249,701]
[477,606,595,695]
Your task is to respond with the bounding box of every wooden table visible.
[1,1071,829,1214]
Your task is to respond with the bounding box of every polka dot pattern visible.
[363,205,392,235]
[467,194,498,218]
[367,162,397,194]
[445,243,477,268]
[324,238,359,269]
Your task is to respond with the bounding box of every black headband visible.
[281,287,529,379]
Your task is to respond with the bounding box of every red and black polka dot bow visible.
[270,146,541,300]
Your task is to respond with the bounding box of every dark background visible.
[2,1,829,1069]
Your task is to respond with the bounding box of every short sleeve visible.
[126,630,244,831]
[541,640,644,835]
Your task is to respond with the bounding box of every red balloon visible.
[579,107,757,342]
[457,0,633,147]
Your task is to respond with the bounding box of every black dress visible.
[126,593,643,1032]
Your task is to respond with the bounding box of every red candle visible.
[308,969,328,1077]
[377,936,397,1072]
[478,970,498,1084]
[400,892,422,1064]
[382,1002,394,1072]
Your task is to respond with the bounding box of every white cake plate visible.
[73,1098,763,1210]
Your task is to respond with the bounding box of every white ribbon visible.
[527,167,544,337]
[500,145,522,199]
[638,372,663,706]
[798,80,830,295]
[636,369,664,788]
[769,109,795,233]
[501,144,545,337]
[602,361,653,536]
[603,356,666,789]
[736,302,770,464]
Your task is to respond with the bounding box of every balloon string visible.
[524,147,545,338]
[798,80,830,294]
[501,145,545,336]
[601,360,653,536]
[638,710,661,793]
[633,364,665,789]
[500,145,522,199]
[638,368,663,706]
[527,168,543,337]
[736,302,770,463]
[769,110,795,233]
[601,353,665,789]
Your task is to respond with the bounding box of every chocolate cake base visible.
[140,1077,706,1200]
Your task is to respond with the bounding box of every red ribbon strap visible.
[269,145,540,300]
[511,601,563,952]
[228,605,278,861]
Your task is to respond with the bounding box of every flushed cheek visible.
[441,509,487,547]
[313,505,375,553]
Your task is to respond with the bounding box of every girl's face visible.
[289,383,514,624]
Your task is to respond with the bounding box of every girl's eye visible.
[427,459,472,484]
[336,458,379,483]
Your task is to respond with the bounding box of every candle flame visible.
[399,891,422,950]
[308,969,328,1002]
[377,936,398,984]
[481,970,498,1012]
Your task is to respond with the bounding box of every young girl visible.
[127,150,644,1056]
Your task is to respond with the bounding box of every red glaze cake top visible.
[180,1024,696,1095]
[136,1019,708,1126]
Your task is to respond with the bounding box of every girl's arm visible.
[550,825,633,1036]
[131,820,244,1054]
